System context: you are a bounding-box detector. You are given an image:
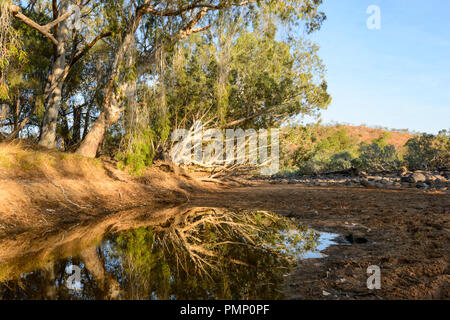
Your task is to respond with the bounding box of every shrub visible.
[116,128,155,175]
[404,130,450,170]
[356,142,400,172]
[327,151,353,171]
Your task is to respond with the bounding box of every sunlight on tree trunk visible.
[39,0,69,149]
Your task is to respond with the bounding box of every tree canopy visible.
[0,0,330,170]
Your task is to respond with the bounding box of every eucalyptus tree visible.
[75,0,327,158]
[2,0,111,146]
[115,8,330,171]
[1,0,327,160]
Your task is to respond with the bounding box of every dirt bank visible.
[0,142,216,238]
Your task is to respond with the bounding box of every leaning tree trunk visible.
[38,0,69,149]
[75,109,120,158]
[75,14,142,158]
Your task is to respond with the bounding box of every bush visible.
[116,128,155,175]
[327,151,353,171]
[404,130,450,170]
[356,142,400,172]
[292,128,358,174]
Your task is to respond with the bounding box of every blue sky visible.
[305,0,450,133]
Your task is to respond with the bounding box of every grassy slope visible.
[320,125,413,149]
[0,141,211,237]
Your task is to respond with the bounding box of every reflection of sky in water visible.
[302,232,339,259]
[279,229,339,260]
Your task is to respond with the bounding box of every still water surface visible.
[0,207,338,299]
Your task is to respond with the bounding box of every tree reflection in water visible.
[0,208,319,300]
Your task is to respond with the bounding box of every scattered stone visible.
[416,182,429,190]
[322,290,331,296]
[345,233,368,244]
[411,172,427,183]
[360,179,375,188]
[401,172,426,183]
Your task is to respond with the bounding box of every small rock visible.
[322,290,331,296]
[410,172,427,183]
[360,179,376,188]
[345,233,368,244]
[416,182,429,189]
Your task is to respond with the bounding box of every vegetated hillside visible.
[281,124,414,156]
[292,124,414,148]
[317,125,414,149]
[280,124,449,175]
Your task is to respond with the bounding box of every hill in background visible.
[313,125,414,149]
[280,124,448,175]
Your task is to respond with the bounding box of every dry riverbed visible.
[0,145,448,299]
[190,183,450,300]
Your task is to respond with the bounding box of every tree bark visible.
[38,0,69,149]
[76,11,143,157]
[71,105,82,146]
[75,111,108,158]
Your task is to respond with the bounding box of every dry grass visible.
[0,141,216,238]
[0,141,104,180]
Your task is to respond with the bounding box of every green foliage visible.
[356,142,400,172]
[404,130,450,170]
[116,128,155,175]
[280,124,317,170]
[294,128,357,174]
[280,125,409,175]
[328,151,354,171]
[0,0,27,100]
[315,129,356,154]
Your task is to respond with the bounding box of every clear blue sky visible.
[305,0,450,133]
